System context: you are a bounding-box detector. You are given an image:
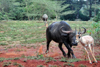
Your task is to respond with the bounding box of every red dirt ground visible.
[0,41,100,67]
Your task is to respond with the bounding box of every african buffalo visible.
[46,21,86,58]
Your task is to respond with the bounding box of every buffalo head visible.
[61,27,86,46]
[61,27,78,46]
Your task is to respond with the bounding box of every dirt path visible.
[0,42,100,67]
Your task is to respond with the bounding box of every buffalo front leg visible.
[58,43,66,57]
[67,45,72,58]
[64,42,76,58]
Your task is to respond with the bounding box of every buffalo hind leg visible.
[59,43,66,57]
[67,50,71,58]
[46,40,51,53]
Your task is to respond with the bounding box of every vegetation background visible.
[0,0,100,66]
[0,0,100,21]
[0,0,100,45]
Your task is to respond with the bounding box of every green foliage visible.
[48,65,59,67]
[96,58,100,61]
[79,12,90,21]
[0,58,5,62]
[13,62,24,67]
[37,54,44,60]
[0,21,94,45]
[3,62,11,67]
[0,0,100,20]
[13,62,18,66]
[18,64,24,67]
[79,64,86,67]
[59,57,81,63]
[45,57,56,63]
[59,57,68,62]
[92,21,100,45]
[0,21,46,44]
[0,43,8,46]
[14,57,20,60]
[93,11,100,22]
[67,58,81,63]
[37,65,45,67]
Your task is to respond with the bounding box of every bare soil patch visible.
[0,41,100,67]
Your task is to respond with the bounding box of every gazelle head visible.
[76,27,86,41]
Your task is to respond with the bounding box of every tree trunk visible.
[94,0,96,16]
[76,0,82,19]
[89,0,92,17]
[26,2,30,20]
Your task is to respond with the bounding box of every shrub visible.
[79,64,86,67]
[63,63,74,67]
[59,57,68,62]
[37,65,45,67]
[3,62,11,67]
[0,43,8,46]
[67,58,81,62]
[14,57,20,60]
[0,58,5,62]
[93,12,100,22]
[91,21,100,45]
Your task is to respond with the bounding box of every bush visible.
[0,43,8,46]
[79,64,86,67]
[93,13,100,22]
[93,9,100,22]
[92,21,100,45]
[79,12,90,21]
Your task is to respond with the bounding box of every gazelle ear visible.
[78,27,81,34]
[75,27,78,34]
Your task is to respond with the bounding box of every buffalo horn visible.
[60,26,72,33]
[62,30,72,33]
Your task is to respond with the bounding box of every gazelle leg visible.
[84,51,87,61]
[84,47,92,64]
[89,44,97,63]
[92,44,94,55]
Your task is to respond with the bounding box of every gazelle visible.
[77,27,97,64]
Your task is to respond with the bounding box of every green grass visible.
[0,20,46,44]
[59,57,81,62]
[0,58,5,62]
[79,64,87,67]
[37,65,45,67]
[63,63,75,67]
[67,58,82,62]
[3,62,11,67]
[0,20,93,45]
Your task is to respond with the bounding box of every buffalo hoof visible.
[67,54,71,58]
[72,55,76,58]
[45,50,49,54]
[68,56,71,58]
[63,53,66,57]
